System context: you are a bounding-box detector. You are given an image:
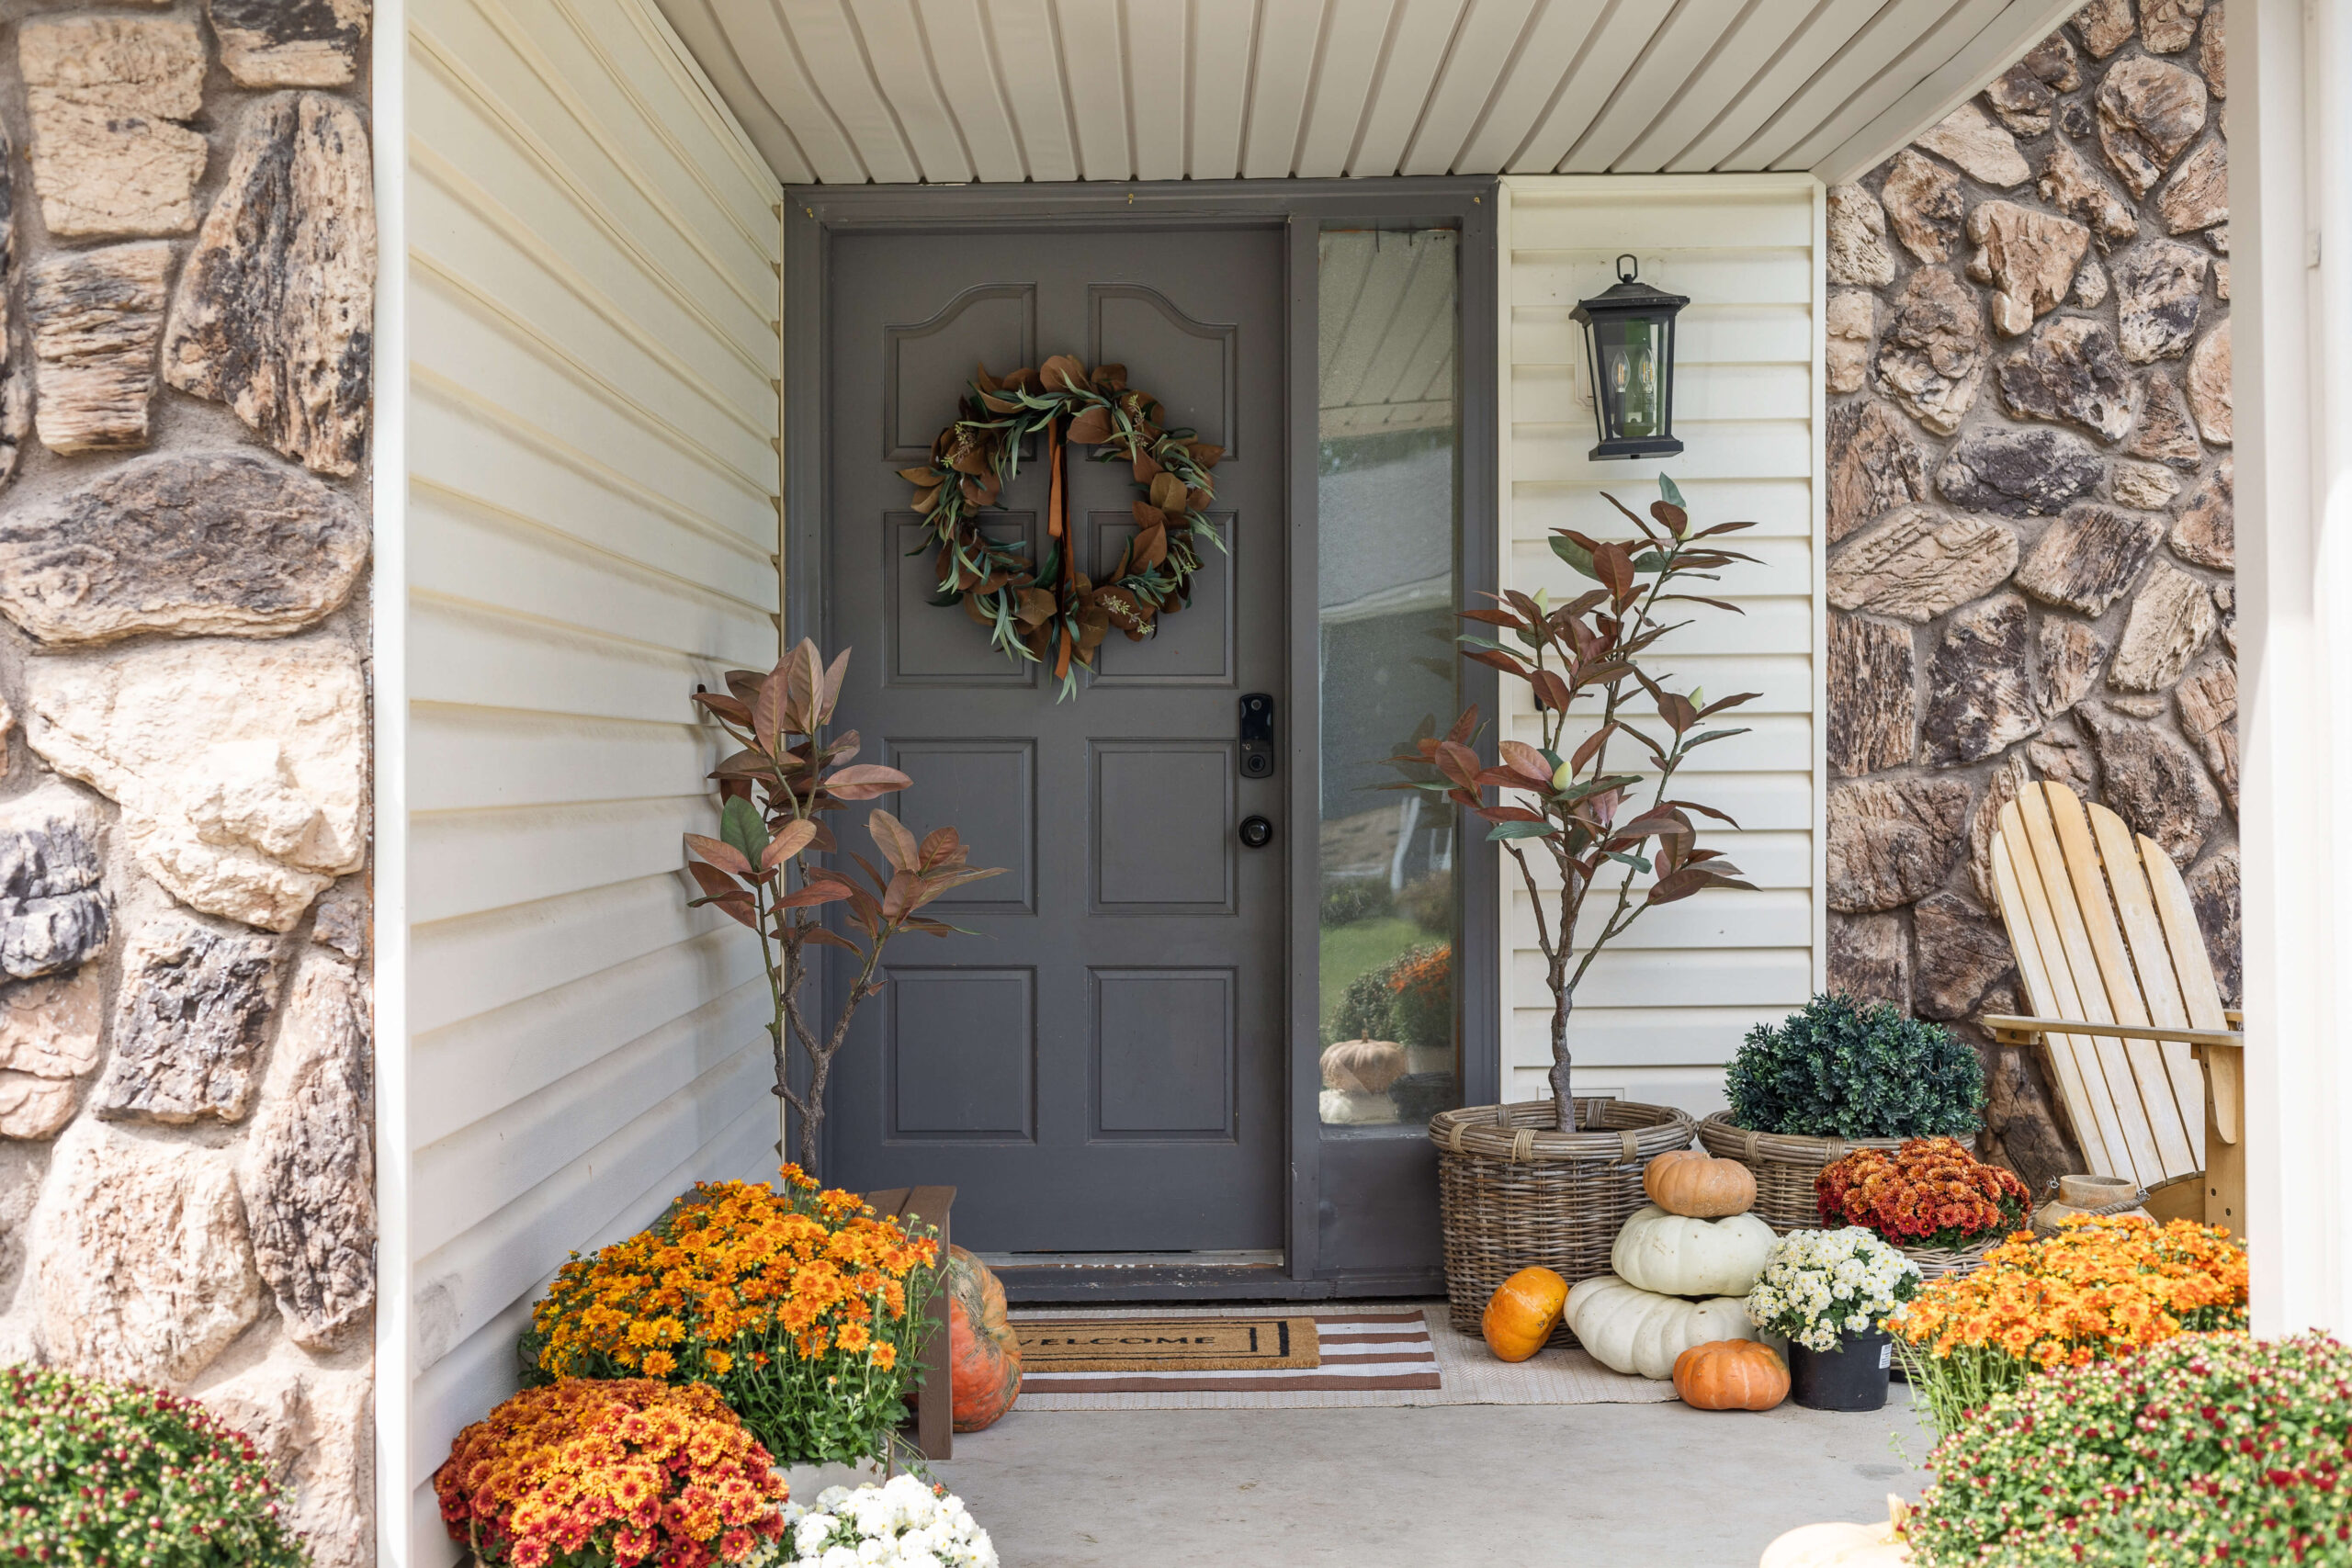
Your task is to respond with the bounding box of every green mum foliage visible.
[1724,992,1984,1138]
[0,1364,309,1568]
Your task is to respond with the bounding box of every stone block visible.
[1969,751,2037,905]
[28,243,172,453]
[1995,317,2132,440]
[1924,593,2041,765]
[2126,369,2204,468]
[311,881,368,960]
[2090,714,2222,865]
[1914,891,2018,1021]
[35,1122,262,1382]
[0,786,109,982]
[1828,777,1973,913]
[2200,2,2227,95]
[2159,140,2227,234]
[1828,615,1916,776]
[25,633,368,931]
[1826,289,1872,395]
[243,950,373,1348]
[2038,618,2109,716]
[1880,150,1963,263]
[1829,914,1910,1010]
[1915,101,2030,186]
[2170,458,2233,568]
[2098,55,2209,198]
[199,1360,374,1568]
[209,0,368,88]
[2110,561,2218,690]
[164,94,376,476]
[2016,505,2165,615]
[17,16,208,238]
[2141,0,2207,52]
[0,970,105,1139]
[0,452,369,644]
[1967,201,2089,335]
[2188,319,2232,443]
[1874,267,1986,434]
[1826,184,1896,288]
[1937,426,2104,516]
[1826,504,2018,623]
[2075,0,2136,57]
[96,919,285,1125]
[1826,400,1926,543]
[2114,238,2209,362]
[2187,851,2240,1005]
[2039,143,2140,247]
[2177,657,2237,806]
[2113,460,2181,509]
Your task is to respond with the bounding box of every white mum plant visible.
[781,1474,999,1568]
[1744,1226,1922,1354]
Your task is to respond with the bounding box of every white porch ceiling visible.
[655,0,2078,190]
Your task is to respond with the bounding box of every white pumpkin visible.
[1564,1274,1760,1380]
[1611,1203,1777,1297]
[1758,1497,1915,1567]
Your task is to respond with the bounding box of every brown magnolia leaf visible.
[820,649,852,724]
[686,860,743,900]
[693,690,753,725]
[1498,739,1551,784]
[1041,354,1088,392]
[918,825,962,868]
[1131,500,1166,529]
[975,363,1001,392]
[822,765,913,801]
[776,883,851,910]
[1015,586,1057,630]
[685,832,753,878]
[980,392,1023,414]
[1651,500,1689,536]
[723,669,764,705]
[1532,670,1572,711]
[869,809,922,874]
[1186,488,1213,512]
[911,486,942,515]
[802,925,861,953]
[1066,407,1114,444]
[1091,363,1127,390]
[1132,450,1162,483]
[1189,441,1225,468]
[1445,705,1481,747]
[708,892,758,931]
[1132,524,1168,571]
[1148,472,1187,512]
[899,466,942,486]
[760,818,819,871]
[1436,740,1483,787]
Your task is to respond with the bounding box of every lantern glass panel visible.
[1593,315,1666,441]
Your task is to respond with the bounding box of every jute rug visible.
[1006,1302,1675,1409]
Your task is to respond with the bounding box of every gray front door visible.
[821,224,1287,1255]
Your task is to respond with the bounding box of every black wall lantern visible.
[1571,255,1688,461]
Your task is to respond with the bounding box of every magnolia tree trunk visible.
[1548,998,1575,1133]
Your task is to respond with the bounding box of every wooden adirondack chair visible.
[1980,780,2245,1233]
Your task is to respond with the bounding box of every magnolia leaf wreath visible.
[902,353,1226,699]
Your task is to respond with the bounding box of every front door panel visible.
[824,225,1286,1254]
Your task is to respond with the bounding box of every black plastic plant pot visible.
[1789,1328,1893,1412]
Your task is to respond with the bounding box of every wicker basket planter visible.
[1898,1238,1997,1281]
[1694,1114,1980,1234]
[1430,1098,1696,1339]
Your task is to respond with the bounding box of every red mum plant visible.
[1815,1136,2030,1251]
[435,1378,788,1568]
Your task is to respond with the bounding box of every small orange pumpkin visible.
[1645,1148,1758,1218]
[1481,1267,1568,1361]
[1673,1338,1790,1411]
[944,1244,1021,1432]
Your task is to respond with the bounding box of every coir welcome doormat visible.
[1014,1314,1321,1372]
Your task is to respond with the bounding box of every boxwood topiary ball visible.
[1724,992,1984,1138]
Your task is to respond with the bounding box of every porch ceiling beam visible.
[1808,0,2085,186]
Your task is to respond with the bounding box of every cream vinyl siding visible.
[401,0,782,1553]
[1497,175,1826,1116]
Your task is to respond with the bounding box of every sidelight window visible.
[1315,225,1462,1131]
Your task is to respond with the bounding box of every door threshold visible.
[975,1249,1283,1269]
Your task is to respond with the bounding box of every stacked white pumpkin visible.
[1566,1150,1778,1380]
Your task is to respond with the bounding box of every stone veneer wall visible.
[0,2,376,1562]
[1824,0,2235,1194]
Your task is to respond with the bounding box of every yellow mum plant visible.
[1885,1213,2248,1435]
[522,1167,941,1466]
[435,1378,788,1568]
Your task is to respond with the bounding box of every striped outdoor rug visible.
[1012,1309,1440,1394]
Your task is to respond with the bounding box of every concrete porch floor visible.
[922,1389,1936,1568]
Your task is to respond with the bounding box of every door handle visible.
[1239,692,1274,777]
[1238,815,1274,849]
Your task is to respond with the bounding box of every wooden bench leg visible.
[866,1185,955,1461]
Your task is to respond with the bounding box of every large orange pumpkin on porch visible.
[1644,1148,1758,1217]
[1673,1338,1789,1411]
[945,1244,1021,1432]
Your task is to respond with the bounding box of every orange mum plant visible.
[1885,1213,2248,1436]
[1815,1137,2031,1251]
[521,1167,941,1467]
[435,1378,789,1568]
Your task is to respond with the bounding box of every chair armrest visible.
[1981,1013,2245,1050]
[2225,1010,2242,1027]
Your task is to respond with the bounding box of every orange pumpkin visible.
[1645,1149,1758,1218]
[944,1244,1021,1432]
[1481,1267,1568,1361]
[1672,1338,1790,1411]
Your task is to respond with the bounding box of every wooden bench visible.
[864,1185,956,1461]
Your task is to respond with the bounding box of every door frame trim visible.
[783,178,1500,1298]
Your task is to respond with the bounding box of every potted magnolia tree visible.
[684,640,1002,1176]
[1403,477,1762,1331]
